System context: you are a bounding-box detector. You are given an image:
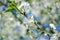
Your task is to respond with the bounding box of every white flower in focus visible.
[50,23,56,30]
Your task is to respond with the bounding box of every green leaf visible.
[58,14,60,19]
[58,0,60,2]
[12,1,16,6]
[40,10,48,15]
[47,7,52,12]
[58,14,60,22]
[17,1,22,6]
[58,13,60,17]
[12,0,15,2]
[8,0,16,7]
[5,7,15,12]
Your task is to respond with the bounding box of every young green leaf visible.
[5,7,15,12]
[8,0,16,7]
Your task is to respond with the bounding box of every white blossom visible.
[50,23,56,30]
